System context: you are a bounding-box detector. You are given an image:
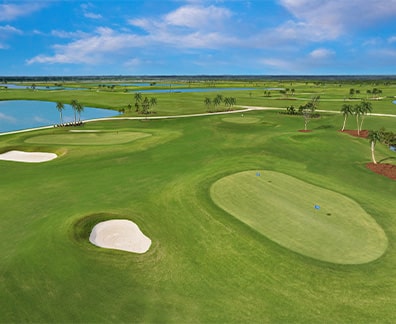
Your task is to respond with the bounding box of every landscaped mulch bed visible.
[340,130,396,181]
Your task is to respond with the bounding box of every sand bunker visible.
[0,150,57,163]
[89,219,151,253]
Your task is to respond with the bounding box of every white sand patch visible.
[89,219,151,254]
[0,150,57,163]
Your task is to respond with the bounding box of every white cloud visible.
[128,4,236,48]
[164,5,232,29]
[51,30,89,39]
[0,25,22,34]
[84,12,102,19]
[124,58,142,67]
[0,3,44,21]
[309,48,335,59]
[279,0,396,40]
[388,36,396,44]
[80,3,102,20]
[0,25,22,49]
[27,27,145,65]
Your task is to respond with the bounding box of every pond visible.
[0,84,86,90]
[0,100,117,133]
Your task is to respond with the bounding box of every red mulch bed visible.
[339,129,369,138]
[340,130,396,181]
[366,163,396,181]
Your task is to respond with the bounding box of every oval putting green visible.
[25,131,151,145]
[210,171,388,264]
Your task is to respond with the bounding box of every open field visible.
[0,80,396,323]
[1,78,396,116]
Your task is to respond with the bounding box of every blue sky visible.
[1,0,396,76]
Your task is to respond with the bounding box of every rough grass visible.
[210,170,388,264]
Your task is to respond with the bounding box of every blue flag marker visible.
[256,172,261,176]
[314,204,320,210]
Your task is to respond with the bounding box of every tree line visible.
[55,99,84,126]
[204,94,237,112]
[340,100,372,135]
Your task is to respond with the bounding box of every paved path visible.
[1,105,395,136]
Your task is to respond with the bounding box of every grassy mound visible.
[211,170,388,264]
[24,131,151,145]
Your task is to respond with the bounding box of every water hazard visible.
[0,100,117,133]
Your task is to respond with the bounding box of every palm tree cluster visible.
[133,92,157,115]
[204,94,236,112]
[368,128,396,164]
[340,100,372,135]
[366,88,382,99]
[54,100,84,127]
[279,88,295,98]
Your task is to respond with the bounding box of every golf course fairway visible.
[25,131,151,145]
[210,170,388,264]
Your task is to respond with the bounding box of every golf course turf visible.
[0,79,396,323]
[210,170,388,264]
[24,131,152,145]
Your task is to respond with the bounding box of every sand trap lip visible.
[0,150,57,163]
[89,219,151,254]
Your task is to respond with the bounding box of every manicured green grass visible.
[0,85,396,323]
[25,131,151,145]
[211,170,388,264]
[222,116,261,124]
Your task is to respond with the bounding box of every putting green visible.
[210,171,388,264]
[222,116,261,124]
[25,131,151,145]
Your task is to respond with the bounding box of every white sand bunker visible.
[89,219,151,254]
[0,150,57,163]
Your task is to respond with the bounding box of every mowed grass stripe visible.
[24,131,151,145]
[210,170,388,264]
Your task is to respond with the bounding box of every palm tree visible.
[76,102,84,122]
[134,92,142,113]
[340,103,353,131]
[213,95,222,111]
[134,92,142,104]
[141,97,150,116]
[224,97,231,110]
[70,99,79,123]
[56,101,65,124]
[230,97,236,110]
[368,130,382,164]
[215,94,223,104]
[149,97,157,110]
[204,97,212,112]
[353,104,363,135]
[358,100,372,132]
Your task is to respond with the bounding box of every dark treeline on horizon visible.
[1,75,396,83]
